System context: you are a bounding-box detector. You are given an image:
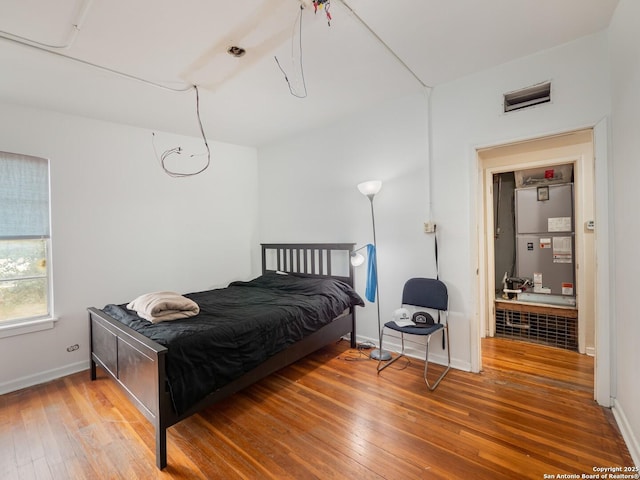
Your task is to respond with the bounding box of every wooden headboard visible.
[261,243,356,287]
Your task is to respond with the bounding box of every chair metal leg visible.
[377,329,406,373]
[423,326,451,391]
[377,325,451,391]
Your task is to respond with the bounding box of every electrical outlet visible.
[424,222,437,233]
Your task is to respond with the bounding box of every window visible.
[0,152,52,326]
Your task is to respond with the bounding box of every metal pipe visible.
[0,34,194,93]
[339,0,429,89]
[0,0,95,50]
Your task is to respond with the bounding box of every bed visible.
[87,243,363,469]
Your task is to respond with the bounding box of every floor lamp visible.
[354,180,391,361]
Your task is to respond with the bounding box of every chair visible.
[377,278,451,390]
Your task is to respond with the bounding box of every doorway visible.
[491,166,579,350]
[476,129,598,392]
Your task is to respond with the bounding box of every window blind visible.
[0,152,50,238]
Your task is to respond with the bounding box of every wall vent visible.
[495,307,577,351]
[503,81,551,113]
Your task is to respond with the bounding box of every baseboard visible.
[612,399,640,468]
[0,360,90,395]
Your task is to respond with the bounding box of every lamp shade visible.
[357,180,382,197]
[350,251,365,267]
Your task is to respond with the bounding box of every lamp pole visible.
[362,187,391,361]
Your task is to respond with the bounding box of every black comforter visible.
[102,273,364,414]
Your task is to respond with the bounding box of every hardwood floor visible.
[1,338,633,479]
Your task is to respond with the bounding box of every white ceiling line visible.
[338,0,430,89]
[0,34,194,93]
[0,0,427,95]
[0,0,95,50]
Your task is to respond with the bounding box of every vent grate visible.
[504,82,551,113]
[495,307,577,351]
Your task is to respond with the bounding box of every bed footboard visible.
[88,242,359,469]
[88,307,171,469]
[89,307,355,469]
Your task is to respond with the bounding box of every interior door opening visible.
[492,166,579,351]
[476,129,597,395]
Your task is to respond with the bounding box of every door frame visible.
[473,125,611,406]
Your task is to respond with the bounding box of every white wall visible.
[259,32,613,373]
[0,102,259,393]
[608,0,640,466]
[430,31,610,370]
[257,92,447,362]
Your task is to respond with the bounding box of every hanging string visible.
[274,5,308,98]
[435,231,439,280]
[433,228,446,349]
[152,85,211,178]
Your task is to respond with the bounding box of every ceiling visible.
[0,0,619,147]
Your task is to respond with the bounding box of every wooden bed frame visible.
[88,243,358,469]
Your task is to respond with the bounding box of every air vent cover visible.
[504,82,551,112]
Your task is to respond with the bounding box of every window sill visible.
[0,317,58,339]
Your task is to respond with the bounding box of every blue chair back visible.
[402,278,448,311]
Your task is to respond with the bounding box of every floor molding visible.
[356,333,471,372]
[613,399,640,467]
[0,360,89,395]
